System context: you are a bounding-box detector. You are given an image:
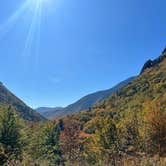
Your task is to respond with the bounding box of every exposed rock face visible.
[140,47,166,74]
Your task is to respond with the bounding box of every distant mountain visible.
[39,77,135,119]
[36,107,63,119]
[0,82,46,121]
[69,46,166,135]
[36,107,59,113]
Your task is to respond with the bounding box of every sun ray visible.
[0,0,52,61]
[22,1,41,57]
[35,1,42,68]
[0,0,29,40]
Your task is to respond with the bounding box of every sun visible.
[35,0,50,4]
[30,0,51,6]
[0,0,53,58]
[38,0,50,3]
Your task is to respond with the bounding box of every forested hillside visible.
[37,77,135,119]
[0,82,45,121]
[58,49,166,165]
[70,48,166,130]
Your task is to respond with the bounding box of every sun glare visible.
[0,0,53,60]
[30,0,51,7]
[38,0,50,3]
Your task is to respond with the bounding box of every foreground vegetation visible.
[0,103,165,166]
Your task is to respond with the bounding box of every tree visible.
[144,102,166,155]
[40,122,63,165]
[117,110,140,152]
[60,118,81,164]
[0,106,22,165]
[87,116,119,165]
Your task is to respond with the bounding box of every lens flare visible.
[29,0,51,8]
[0,0,54,67]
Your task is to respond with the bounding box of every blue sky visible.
[0,0,166,108]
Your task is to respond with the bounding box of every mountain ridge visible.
[36,107,63,113]
[0,82,46,121]
[37,76,135,119]
[65,47,166,137]
[140,47,166,74]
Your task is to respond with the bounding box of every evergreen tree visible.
[0,106,22,165]
[41,122,63,165]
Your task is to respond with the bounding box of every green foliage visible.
[0,51,166,165]
[40,122,63,165]
[0,106,23,165]
[95,117,118,151]
[62,51,166,165]
[85,116,119,165]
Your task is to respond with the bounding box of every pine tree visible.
[0,106,22,165]
[41,122,63,165]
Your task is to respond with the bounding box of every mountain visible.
[140,47,166,73]
[38,77,135,119]
[36,107,61,113]
[0,82,46,121]
[36,107,64,119]
[68,47,166,133]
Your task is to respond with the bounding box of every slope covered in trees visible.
[37,77,135,119]
[0,82,45,121]
[0,48,166,165]
[70,48,166,132]
[59,48,166,165]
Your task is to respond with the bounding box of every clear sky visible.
[0,0,166,108]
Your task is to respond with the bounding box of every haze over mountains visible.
[36,107,63,113]
[36,107,64,120]
[36,77,135,119]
